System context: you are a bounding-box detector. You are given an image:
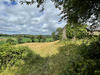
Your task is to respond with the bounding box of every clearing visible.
[16,40,63,57]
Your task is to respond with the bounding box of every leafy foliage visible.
[78,36,100,59]
[76,36,100,75]
[51,27,62,41]
[66,23,87,39]
[51,31,59,41]
[42,37,46,42]
[17,36,23,43]
[30,35,35,42]
[16,0,100,25]
[6,38,14,44]
[37,35,43,42]
[56,27,63,40]
[0,44,30,71]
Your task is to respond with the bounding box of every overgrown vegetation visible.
[66,23,87,39]
[77,35,100,75]
[0,0,100,74]
[6,38,14,44]
[0,44,42,73]
[0,35,100,75]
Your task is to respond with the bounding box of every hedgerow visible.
[0,44,33,72]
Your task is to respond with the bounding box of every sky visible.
[0,0,66,35]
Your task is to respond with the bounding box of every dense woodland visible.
[0,0,100,75]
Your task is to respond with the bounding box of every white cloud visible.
[0,0,66,35]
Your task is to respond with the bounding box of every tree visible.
[37,35,43,42]
[66,23,87,39]
[51,27,62,41]
[56,27,62,40]
[17,36,22,43]
[42,37,46,42]
[30,35,35,42]
[51,31,58,41]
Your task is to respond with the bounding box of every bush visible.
[6,38,14,44]
[66,24,87,39]
[17,36,22,43]
[0,44,31,72]
[27,40,31,43]
[94,70,100,75]
[76,37,100,75]
[78,40,100,59]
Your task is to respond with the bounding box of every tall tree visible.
[51,31,58,41]
[30,35,35,42]
[37,35,43,42]
[42,37,46,42]
[56,27,62,40]
[17,35,22,43]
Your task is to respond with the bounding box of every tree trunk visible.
[62,26,67,40]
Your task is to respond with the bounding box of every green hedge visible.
[0,44,31,72]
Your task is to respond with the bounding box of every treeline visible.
[0,34,53,45]
[5,35,53,45]
[0,33,52,38]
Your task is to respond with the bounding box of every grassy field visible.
[16,41,63,57]
[16,39,85,57]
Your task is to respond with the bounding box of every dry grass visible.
[16,41,63,57]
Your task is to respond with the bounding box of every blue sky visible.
[0,0,66,35]
[3,1,17,6]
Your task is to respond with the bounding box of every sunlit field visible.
[16,40,63,57]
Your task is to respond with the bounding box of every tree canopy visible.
[11,0,100,26]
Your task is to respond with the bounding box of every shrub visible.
[76,37,100,75]
[6,38,14,44]
[17,36,22,43]
[27,40,31,43]
[94,70,100,75]
[0,44,31,71]
[66,24,87,39]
